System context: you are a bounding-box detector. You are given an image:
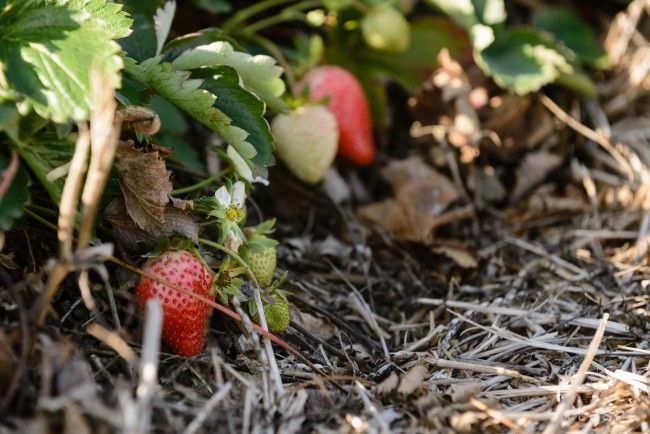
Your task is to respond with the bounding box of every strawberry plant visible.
[427,0,609,95]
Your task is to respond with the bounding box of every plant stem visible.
[25,203,58,217]
[241,11,307,35]
[15,146,61,204]
[222,0,297,34]
[198,237,260,288]
[171,170,227,196]
[237,0,322,36]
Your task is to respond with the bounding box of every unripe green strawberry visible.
[241,245,276,287]
[271,104,338,184]
[253,292,290,333]
[361,5,410,53]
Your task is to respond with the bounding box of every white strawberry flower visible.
[215,180,246,211]
[227,146,269,185]
[213,181,247,251]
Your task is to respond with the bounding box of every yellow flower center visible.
[225,207,245,223]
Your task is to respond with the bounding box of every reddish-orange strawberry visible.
[300,66,376,167]
[134,250,214,357]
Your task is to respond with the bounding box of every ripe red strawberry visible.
[134,250,214,357]
[300,66,376,167]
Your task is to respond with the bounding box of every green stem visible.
[198,237,260,288]
[236,0,322,36]
[24,203,58,217]
[199,219,220,227]
[222,0,297,34]
[171,170,227,196]
[241,11,307,35]
[15,146,62,204]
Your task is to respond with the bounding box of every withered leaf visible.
[104,198,199,253]
[357,199,420,242]
[115,141,172,233]
[432,244,478,268]
[511,151,562,201]
[115,106,161,135]
[376,372,399,396]
[470,165,506,204]
[381,157,460,242]
[397,365,428,396]
[449,381,484,403]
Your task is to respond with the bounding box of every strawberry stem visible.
[198,237,260,287]
[171,169,228,196]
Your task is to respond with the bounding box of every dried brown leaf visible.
[383,157,460,241]
[115,142,172,232]
[511,151,562,201]
[432,244,478,269]
[449,381,484,403]
[397,365,428,396]
[470,165,506,204]
[115,106,161,135]
[104,198,199,253]
[376,372,399,396]
[357,199,419,242]
[292,311,335,341]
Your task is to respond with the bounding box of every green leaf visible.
[0,103,20,142]
[426,0,477,29]
[154,1,176,55]
[472,0,505,25]
[475,28,573,95]
[0,152,29,230]
[162,27,243,61]
[172,41,286,112]
[0,0,132,123]
[532,6,609,69]
[193,66,274,169]
[124,56,272,172]
[119,0,162,61]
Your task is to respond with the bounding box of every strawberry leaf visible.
[172,41,286,112]
[192,66,274,170]
[124,56,273,172]
[474,27,575,95]
[0,0,132,123]
[532,6,609,70]
[154,1,176,55]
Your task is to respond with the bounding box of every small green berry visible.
[253,293,290,333]
[241,245,276,287]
